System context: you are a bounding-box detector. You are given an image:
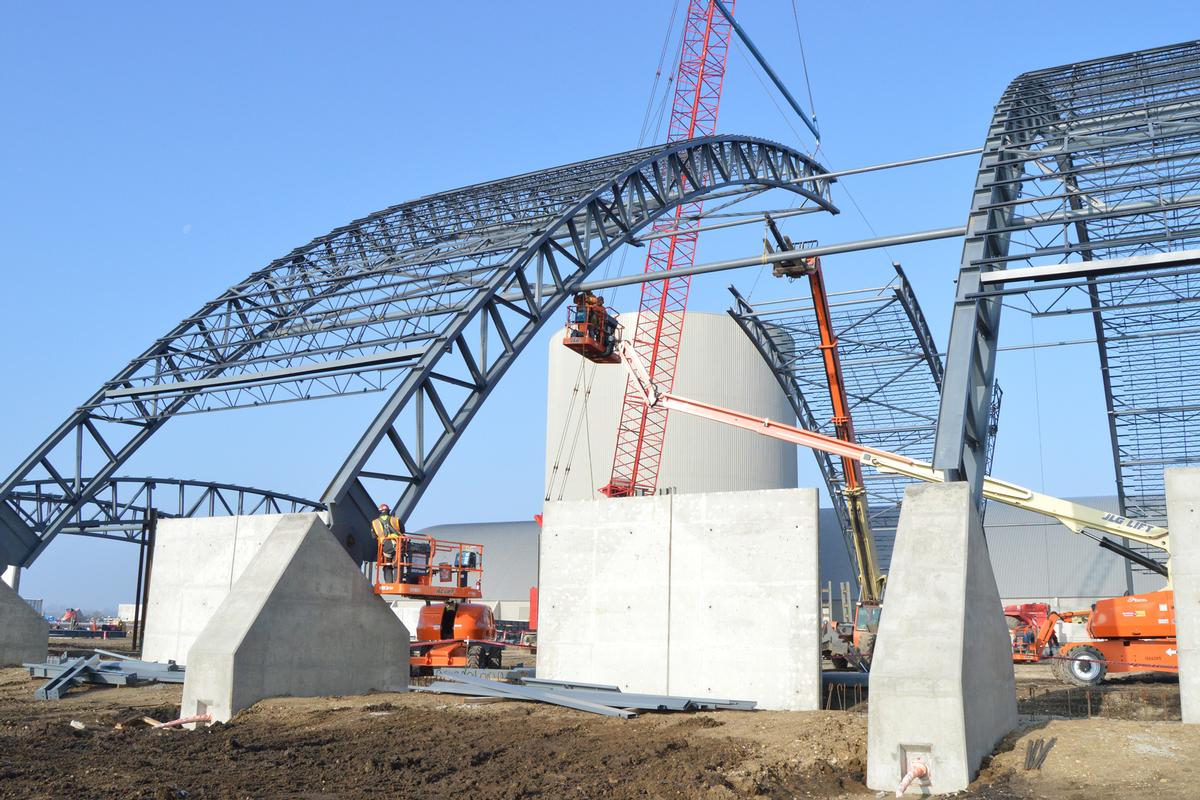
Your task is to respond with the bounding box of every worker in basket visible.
[567,291,619,359]
[371,503,403,583]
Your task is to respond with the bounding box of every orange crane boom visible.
[764,215,884,604]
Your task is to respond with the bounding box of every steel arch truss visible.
[934,40,1200,513]
[0,135,834,567]
[8,477,323,543]
[730,265,994,574]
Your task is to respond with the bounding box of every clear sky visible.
[1,1,1193,611]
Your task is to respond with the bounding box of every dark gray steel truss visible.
[8,477,323,543]
[730,265,965,573]
[0,135,834,567]
[934,40,1200,516]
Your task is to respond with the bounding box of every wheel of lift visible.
[1062,645,1107,687]
[466,644,484,669]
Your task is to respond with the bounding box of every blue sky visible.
[1,1,1192,610]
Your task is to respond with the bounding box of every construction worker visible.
[371,503,403,583]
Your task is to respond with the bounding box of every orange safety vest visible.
[371,515,402,539]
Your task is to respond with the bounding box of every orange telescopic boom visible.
[566,299,1178,684]
[765,215,884,605]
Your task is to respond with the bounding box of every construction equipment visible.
[765,216,884,663]
[1006,591,1177,685]
[562,291,621,364]
[569,330,1179,685]
[601,0,735,498]
[373,533,502,671]
[1006,602,1059,662]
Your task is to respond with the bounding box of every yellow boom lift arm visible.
[615,339,1171,577]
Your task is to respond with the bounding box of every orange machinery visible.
[570,326,1180,686]
[766,216,885,662]
[1009,592,1177,685]
[562,291,621,364]
[373,533,503,672]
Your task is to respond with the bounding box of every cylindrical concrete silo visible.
[544,311,797,501]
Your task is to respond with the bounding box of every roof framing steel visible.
[7,477,323,543]
[933,39,1200,537]
[0,135,834,567]
[728,264,982,573]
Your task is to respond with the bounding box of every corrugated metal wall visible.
[544,312,798,501]
[816,495,1168,609]
[417,520,539,602]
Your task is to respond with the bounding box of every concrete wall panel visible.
[181,514,408,723]
[0,580,47,666]
[668,488,820,710]
[538,496,672,693]
[142,515,287,664]
[538,489,820,710]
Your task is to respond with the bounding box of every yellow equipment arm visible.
[614,339,1171,568]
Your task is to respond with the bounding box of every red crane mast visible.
[601,0,735,497]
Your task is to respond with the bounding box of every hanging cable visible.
[637,0,684,145]
[790,0,817,124]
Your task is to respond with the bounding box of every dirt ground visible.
[1,661,1197,800]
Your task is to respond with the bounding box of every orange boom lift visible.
[765,216,885,662]
[373,533,502,671]
[565,323,1179,686]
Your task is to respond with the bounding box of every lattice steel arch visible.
[730,264,974,576]
[934,40,1200,509]
[0,135,835,567]
[8,478,324,543]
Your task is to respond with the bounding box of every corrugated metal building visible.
[430,494,1164,628]
[816,496,1169,612]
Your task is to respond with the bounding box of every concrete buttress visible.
[0,579,47,667]
[180,514,408,723]
[1166,468,1200,724]
[867,482,1017,794]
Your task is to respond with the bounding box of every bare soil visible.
[1,661,1196,799]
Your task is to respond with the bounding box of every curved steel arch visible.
[9,477,324,543]
[0,135,835,566]
[933,39,1200,505]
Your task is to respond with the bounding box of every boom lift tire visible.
[1062,645,1107,686]
[1050,654,1068,683]
[466,644,484,669]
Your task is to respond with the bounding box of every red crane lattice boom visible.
[601,0,735,497]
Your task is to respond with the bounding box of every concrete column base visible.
[180,514,409,723]
[1166,468,1200,723]
[0,579,47,667]
[867,483,1017,794]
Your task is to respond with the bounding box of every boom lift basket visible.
[374,534,483,601]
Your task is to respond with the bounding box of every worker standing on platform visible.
[371,503,403,583]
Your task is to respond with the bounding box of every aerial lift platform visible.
[565,309,1178,686]
[373,534,503,671]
